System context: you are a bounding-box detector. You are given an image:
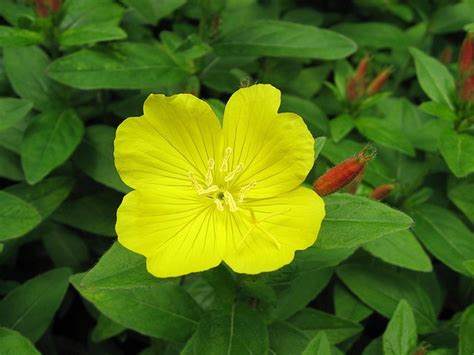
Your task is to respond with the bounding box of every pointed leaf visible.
[382,300,417,355]
[0,268,71,342]
[21,110,84,184]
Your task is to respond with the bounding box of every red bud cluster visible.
[35,0,61,18]
[313,145,376,196]
[370,184,395,201]
[458,35,474,103]
[345,55,391,103]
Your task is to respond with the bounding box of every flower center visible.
[188,147,256,212]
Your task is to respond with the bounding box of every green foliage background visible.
[0,0,474,354]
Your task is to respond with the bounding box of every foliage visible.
[0,0,473,354]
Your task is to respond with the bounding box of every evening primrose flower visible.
[114,84,325,278]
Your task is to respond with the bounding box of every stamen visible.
[205,159,215,186]
[198,185,219,195]
[214,198,224,211]
[224,163,244,183]
[224,191,238,212]
[220,147,232,172]
[188,172,204,194]
[238,180,257,203]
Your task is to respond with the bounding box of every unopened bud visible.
[370,184,395,201]
[459,75,474,102]
[313,145,376,196]
[366,68,391,96]
[346,77,359,102]
[459,36,474,76]
[345,167,365,194]
[354,55,370,81]
[439,46,453,64]
[35,0,49,17]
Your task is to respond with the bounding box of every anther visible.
[198,185,219,195]
[205,159,215,186]
[188,172,204,194]
[238,180,257,203]
[214,198,224,211]
[224,163,244,183]
[224,191,238,212]
[221,147,232,172]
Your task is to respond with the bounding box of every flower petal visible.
[223,187,325,274]
[115,93,223,190]
[116,188,226,278]
[222,84,314,198]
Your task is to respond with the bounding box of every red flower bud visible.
[35,0,49,17]
[313,145,376,196]
[346,77,359,102]
[354,55,370,81]
[345,167,365,194]
[366,68,391,96]
[459,75,474,102]
[439,46,453,64]
[459,36,474,76]
[49,0,62,11]
[370,184,395,201]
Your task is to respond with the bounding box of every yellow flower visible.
[114,84,325,278]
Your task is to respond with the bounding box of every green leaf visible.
[0,146,24,181]
[337,262,437,333]
[409,47,455,110]
[269,268,333,321]
[58,0,126,47]
[331,22,408,49]
[439,129,474,178]
[448,178,474,223]
[314,137,326,161]
[431,3,474,34]
[0,26,43,47]
[193,304,269,355]
[80,242,157,289]
[289,308,363,344]
[0,191,41,241]
[281,94,329,136]
[302,331,331,355]
[355,117,415,156]
[0,327,40,354]
[419,101,457,122]
[382,98,452,153]
[70,273,202,342]
[0,268,71,342]
[3,46,66,111]
[0,0,34,26]
[215,20,357,60]
[52,191,121,237]
[460,305,474,354]
[269,321,311,355]
[21,110,84,184]
[47,42,189,89]
[330,114,354,143]
[91,314,126,343]
[6,176,74,219]
[41,223,90,270]
[316,194,414,249]
[382,300,417,355]
[122,0,186,24]
[334,283,373,323]
[362,230,432,272]
[73,125,130,193]
[0,97,32,131]
[411,204,474,276]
